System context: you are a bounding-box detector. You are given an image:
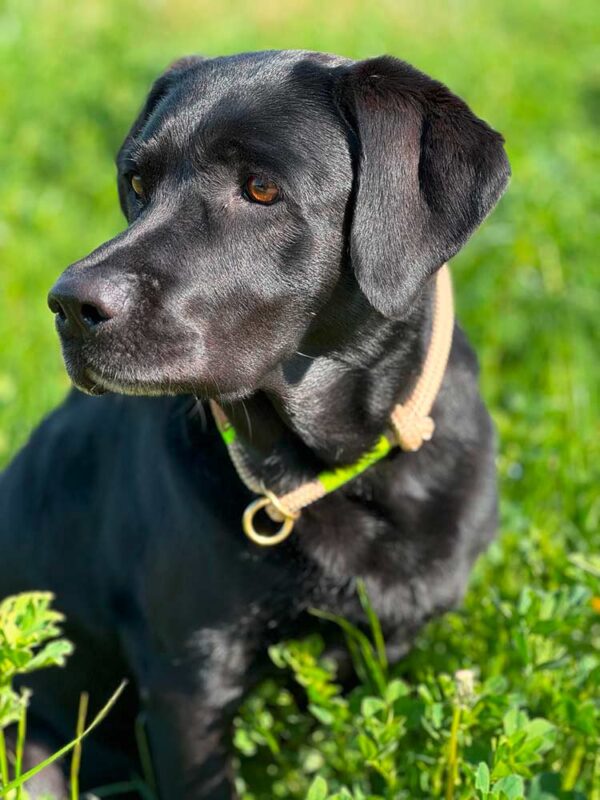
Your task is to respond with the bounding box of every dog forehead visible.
[138,50,350,159]
[185,49,351,98]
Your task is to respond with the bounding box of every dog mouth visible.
[80,369,170,397]
[70,368,108,396]
[64,362,155,398]
[60,343,194,398]
[76,364,217,399]
[59,333,287,401]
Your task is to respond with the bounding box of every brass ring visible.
[242,496,296,546]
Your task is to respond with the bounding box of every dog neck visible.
[218,276,434,490]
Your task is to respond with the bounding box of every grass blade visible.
[0,681,127,797]
[135,713,157,797]
[0,730,9,788]
[70,691,89,800]
[356,579,388,674]
[310,607,387,694]
[14,703,27,799]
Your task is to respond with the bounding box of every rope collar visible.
[210,263,454,547]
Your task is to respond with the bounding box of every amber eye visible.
[243,175,280,205]
[130,174,145,199]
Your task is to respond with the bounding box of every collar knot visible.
[390,406,435,452]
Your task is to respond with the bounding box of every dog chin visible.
[64,362,166,397]
[67,368,107,396]
[76,368,241,400]
[81,370,174,397]
[68,360,260,401]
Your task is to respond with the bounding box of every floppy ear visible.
[336,56,510,317]
[116,55,205,216]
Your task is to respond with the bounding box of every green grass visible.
[0,0,598,797]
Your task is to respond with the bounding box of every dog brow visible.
[130,134,166,165]
[199,128,301,177]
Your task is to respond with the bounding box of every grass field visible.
[0,1,598,798]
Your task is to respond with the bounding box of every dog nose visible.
[48,276,127,337]
[48,292,110,334]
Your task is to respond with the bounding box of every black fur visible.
[0,50,509,798]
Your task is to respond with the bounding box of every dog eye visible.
[243,175,280,205]
[130,174,145,199]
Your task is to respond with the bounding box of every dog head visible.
[48,50,509,398]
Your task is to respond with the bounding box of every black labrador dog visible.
[0,50,509,798]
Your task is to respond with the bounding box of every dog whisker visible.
[191,396,208,431]
[240,398,253,442]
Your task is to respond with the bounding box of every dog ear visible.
[117,56,205,215]
[336,56,510,318]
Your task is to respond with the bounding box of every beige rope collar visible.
[210,264,454,546]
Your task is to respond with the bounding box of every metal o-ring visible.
[242,496,296,546]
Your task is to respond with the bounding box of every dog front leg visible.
[145,693,237,800]
[141,657,245,800]
[4,718,69,799]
